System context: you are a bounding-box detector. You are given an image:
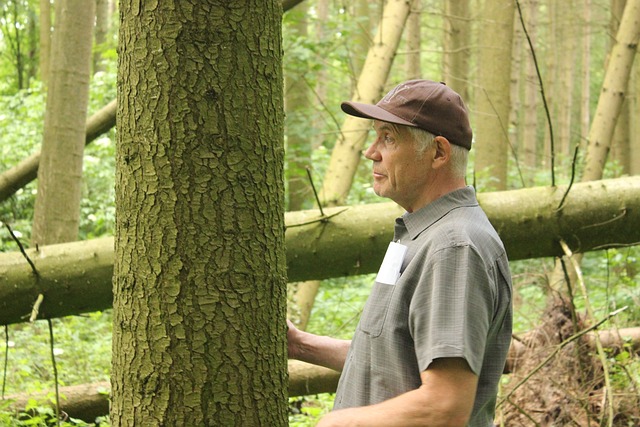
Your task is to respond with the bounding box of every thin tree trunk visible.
[31,0,96,246]
[93,0,110,73]
[549,0,639,290]
[319,0,412,206]
[284,2,319,331]
[474,0,515,190]
[522,0,539,176]
[557,0,577,157]
[630,51,640,175]
[349,0,372,80]
[405,0,421,80]
[580,0,592,152]
[443,0,470,101]
[610,0,631,174]
[38,0,51,84]
[582,0,639,182]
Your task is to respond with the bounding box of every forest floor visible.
[498,297,640,426]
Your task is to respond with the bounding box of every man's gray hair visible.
[407,126,468,178]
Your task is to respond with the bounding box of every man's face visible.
[363,121,433,212]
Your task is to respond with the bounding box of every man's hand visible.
[285,319,351,371]
[286,319,303,360]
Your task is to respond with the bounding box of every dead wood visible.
[498,298,640,426]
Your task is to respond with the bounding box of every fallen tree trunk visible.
[2,361,340,422]
[1,176,640,325]
[5,328,638,422]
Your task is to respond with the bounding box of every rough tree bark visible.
[111,1,287,425]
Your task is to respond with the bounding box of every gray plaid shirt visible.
[333,186,512,427]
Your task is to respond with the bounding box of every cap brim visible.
[341,101,415,127]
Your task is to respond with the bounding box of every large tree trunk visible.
[2,176,640,326]
[111,2,287,426]
[473,0,515,190]
[31,0,95,246]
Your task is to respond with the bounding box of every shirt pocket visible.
[358,282,395,337]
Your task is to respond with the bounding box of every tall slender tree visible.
[31,0,96,246]
[474,0,515,190]
[610,0,631,173]
[319,0,411,206]
[38,0,51,84]
[582,0,639,182]
[443,0,471,101]
[405,0,422,80]
[112,1,287,425]
[522,0,540,176]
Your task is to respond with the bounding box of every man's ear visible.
[432,136,451,167]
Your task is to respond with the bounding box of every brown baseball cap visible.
[341,79,473,150]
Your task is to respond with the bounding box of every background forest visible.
[0,0,639,426]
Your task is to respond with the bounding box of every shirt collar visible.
[398,186,479,240]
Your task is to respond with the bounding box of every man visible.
[287,80,512,427]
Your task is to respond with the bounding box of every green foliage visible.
[0,84,45,249]
[1,312,112,396]
[0,0,39,94]
[1,312,112,426]
[0,67,117,251]
[0,399,110,426]
[289,393,335,427]
[0,1,638,426]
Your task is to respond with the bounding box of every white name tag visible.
[375,242,407,285]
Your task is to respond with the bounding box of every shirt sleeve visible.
[408,243,495,375]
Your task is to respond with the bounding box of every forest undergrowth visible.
[0,251,639,426]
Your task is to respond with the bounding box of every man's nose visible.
[363,142,379,161]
